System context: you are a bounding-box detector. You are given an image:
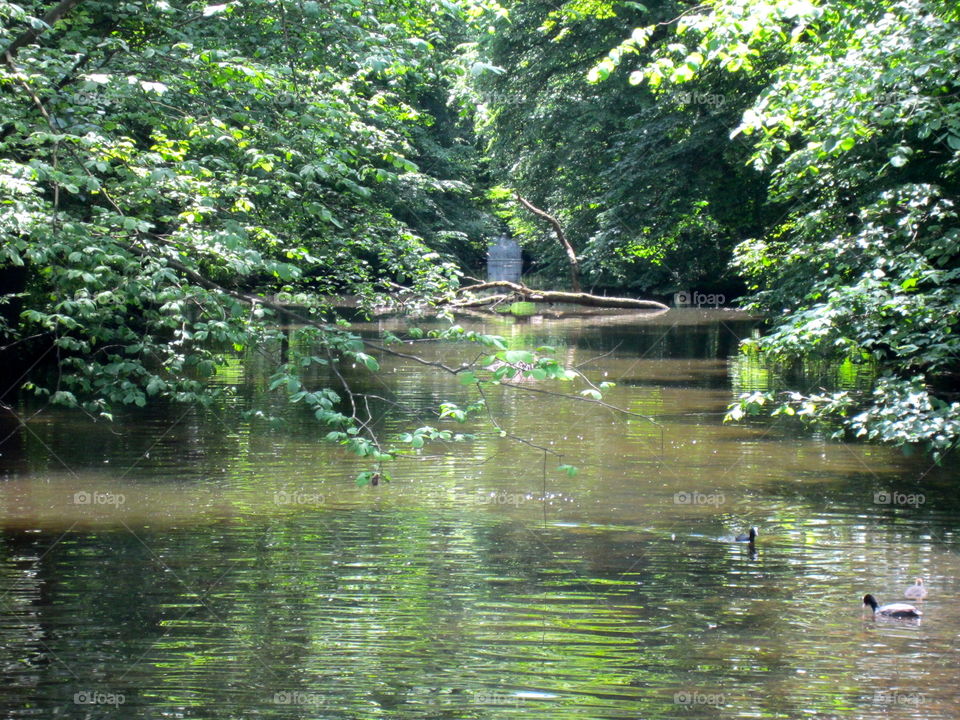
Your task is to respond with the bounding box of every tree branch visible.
[2,0,85,60]
[515,191,582,292]
[499,381,661,427]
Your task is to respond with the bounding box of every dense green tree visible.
[0,1,442,360]
[476,0,771,295]
[599,0,960,455]
[4,0,957,461]
[0,0,614,478]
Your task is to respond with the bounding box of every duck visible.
[904,578,927,601]
[863,594,922,619]
[735,527,758,543]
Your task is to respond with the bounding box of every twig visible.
[498,381,662,427]
[362,342,464,374]
[574,342,623,369]
[476,384,560,457]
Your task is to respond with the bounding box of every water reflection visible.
[1,310,958,719]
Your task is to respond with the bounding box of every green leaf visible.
[356,353,380,371]
[355,471,377,487]
[503,350,535,364]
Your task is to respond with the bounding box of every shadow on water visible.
[1,309,958,719]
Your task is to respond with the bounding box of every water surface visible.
[1,309,957,719]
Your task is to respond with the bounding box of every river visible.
[1,309,956,719]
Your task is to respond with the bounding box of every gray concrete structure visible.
[487,235,522,283]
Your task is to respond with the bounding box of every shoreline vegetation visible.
[1,0,957,459]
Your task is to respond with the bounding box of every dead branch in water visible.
[451,280,668,310]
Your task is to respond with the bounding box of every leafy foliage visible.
[476,0,769,294]
[609,0,960,455]
[4,0,959,461]
[0,0,509,475]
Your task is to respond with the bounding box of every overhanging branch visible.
[2,0,85,60]
[515,191,582,293]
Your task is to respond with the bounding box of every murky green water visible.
[1,309,957,719]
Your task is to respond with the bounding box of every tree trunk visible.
[453,280,668,310]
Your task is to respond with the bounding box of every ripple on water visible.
[2,313,959,719]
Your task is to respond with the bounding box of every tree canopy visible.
[588,0,960,456]
[2,0,958,461]
[1,0,508,476]
[476,0,772,295]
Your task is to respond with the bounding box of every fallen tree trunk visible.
[452,293,514,308]
[451,280,668,310]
